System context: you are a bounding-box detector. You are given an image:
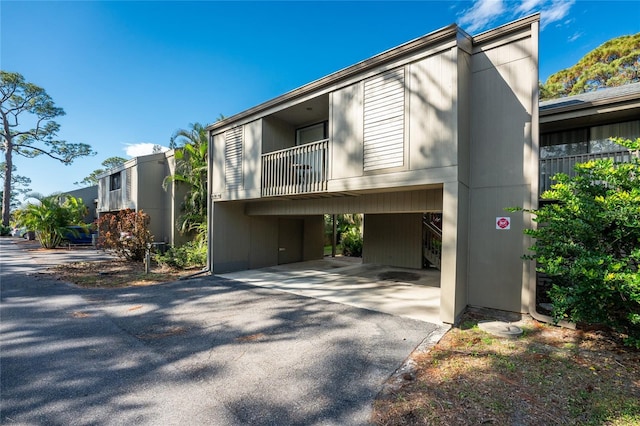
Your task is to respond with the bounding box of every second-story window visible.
[296,122,327,145]
[110,172,121,191]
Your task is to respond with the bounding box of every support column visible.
[440,181,469,324]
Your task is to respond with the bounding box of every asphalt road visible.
[0,238,448,425]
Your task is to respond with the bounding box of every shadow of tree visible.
[1,268,439,425]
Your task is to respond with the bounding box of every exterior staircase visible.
[423,213,442,270]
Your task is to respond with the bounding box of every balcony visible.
[539,150,631,194]
[261,139,329,197]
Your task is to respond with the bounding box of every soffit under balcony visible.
[270,93,329,127]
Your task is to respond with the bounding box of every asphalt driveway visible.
[0,238,448,425]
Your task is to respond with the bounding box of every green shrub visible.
[341,227,363,257]
[14,194,88,248]
[514,138,640,348]
[156,240,206,269]
[0,225,11,236]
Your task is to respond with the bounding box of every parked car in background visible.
[11,227,28,238]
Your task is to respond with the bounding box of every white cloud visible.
[458,0,505,33]
[516,0,543,15]
[540,0,575,30]
[458,0,575,34]
[568,31,583,42]
[124,142,169,157]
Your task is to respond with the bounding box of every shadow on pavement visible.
[1,237,447,425]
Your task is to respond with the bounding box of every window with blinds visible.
[363,68,406,172]
[225,127,243,188]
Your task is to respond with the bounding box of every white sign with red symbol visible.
[496,217,511,230]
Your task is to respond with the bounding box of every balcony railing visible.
[539,150,631,194]
[261,139,329,197]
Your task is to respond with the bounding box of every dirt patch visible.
[372,310,640,425]
[46,259,197,288]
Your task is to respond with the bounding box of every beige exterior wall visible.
[330,83,364,180]
[211,201,252,272]
[136,154,168,243]
[263,116,295,153]
[164,151,190,247]
[248,216,279,268]
[326,46,463,192]
[241,119,263,200]
[211,200,325,273]
[210,132,226,197]
[363,213,423,268]
[467,22,538,313]
[456,41,472,187]
[408,49,457,170]
[245,188,443,215]
[303,216,325,261]
[441,181,469,323]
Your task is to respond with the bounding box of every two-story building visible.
[206,15,542,325]
[96,150,189,247]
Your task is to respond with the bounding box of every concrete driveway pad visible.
[221,257,442,324]
[1,239,448,425]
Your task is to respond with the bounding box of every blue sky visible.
[2,0,639,198]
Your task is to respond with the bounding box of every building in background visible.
[539,82,640,195]
[65,185,98,224]
[96,150,189,247]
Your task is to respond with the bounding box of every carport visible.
[219,256,442,324]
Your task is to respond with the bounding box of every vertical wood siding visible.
[244,188,442,216]
[225,127,243,189]
[125,168,132,202]
[363,213,423,269]
[98,177,107,211]
[363,68,405,172]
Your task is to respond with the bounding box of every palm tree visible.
[14,193,88,248]
[164,123,208,243]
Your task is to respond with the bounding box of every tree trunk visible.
[2,128,13,227]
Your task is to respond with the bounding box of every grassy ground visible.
[372,310,640,425]
[323,244,343,256]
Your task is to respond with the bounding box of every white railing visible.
[261,139,329,197]
[539,150,631,194]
